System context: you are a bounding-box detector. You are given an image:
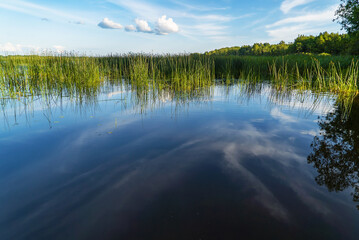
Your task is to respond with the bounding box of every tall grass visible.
[1,53,358,107]
[0,54,215,102]
[266,57,359,95]
[213,54,359,94]
[0,55,103,101]
[99,54,215,92]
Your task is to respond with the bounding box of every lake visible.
[1,82,358,240]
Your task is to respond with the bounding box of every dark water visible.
[1,83,359,240]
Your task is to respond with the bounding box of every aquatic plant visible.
[1,53,358,115]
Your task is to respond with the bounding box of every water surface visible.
[1,82,359,240]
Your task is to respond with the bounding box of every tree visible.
[335,0,359,34]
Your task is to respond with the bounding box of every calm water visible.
[1,82,359,240]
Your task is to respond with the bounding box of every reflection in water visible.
[1,81,338,130]
[1,81,359,239]
[1,80,217,129]
[308,96,359,209]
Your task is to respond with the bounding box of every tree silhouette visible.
[308,95,359,209]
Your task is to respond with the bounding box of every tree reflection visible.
[308,95,359,209]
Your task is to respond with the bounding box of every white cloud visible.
[125,25,136,32]
[267,6,336,28]
[98,18,123,29]
[0,42,23,52]
[106,0,238,40]
[53,45,65,53]
[266,24,318,42]
[107,0,234,23]
[156,15,179,35]
[135,19,152,33]
[265,5,339,42]
[0,42,43,53]
[97,16,179,35]
[300,130,319,136]
[270,108,298,123]
[269,91,335,115]
[280,0,315,14]
[223,143,290,221]
[0,42,66,54]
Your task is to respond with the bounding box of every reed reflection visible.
[1,80,348,130]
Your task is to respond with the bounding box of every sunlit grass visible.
[0,53,358,117]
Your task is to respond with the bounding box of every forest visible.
[206,32,359,56]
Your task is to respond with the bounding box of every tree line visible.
[205,32,358,56]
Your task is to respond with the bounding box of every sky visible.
[0,0,343,55]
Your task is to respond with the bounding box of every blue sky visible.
[0,0,342,54]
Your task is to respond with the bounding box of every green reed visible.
[265,57,359,94]
[213,54,359,94]
[0,53,215,102]
[1,53,358,111]
[0,54,104,102]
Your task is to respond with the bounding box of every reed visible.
[1,53,358,107]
